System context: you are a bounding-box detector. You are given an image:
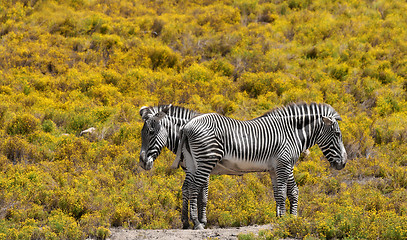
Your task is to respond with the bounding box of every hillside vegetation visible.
[0,0,406,239]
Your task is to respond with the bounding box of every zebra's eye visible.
[334,131,341,137]
[147,120,157,134]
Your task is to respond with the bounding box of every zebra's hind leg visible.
[181,178,190,229]
[189,168,214,230]
[189,186,203,229]
[183,171,203,230]
[197,177,209,227]
[287,172,299,216]
[271,164,290,217]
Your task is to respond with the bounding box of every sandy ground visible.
[107,224,274,240]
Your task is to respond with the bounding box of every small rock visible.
[80,127,96,136]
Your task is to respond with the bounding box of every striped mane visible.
[148,105,199,120]
[259,102,341,120]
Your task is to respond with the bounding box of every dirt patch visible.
[107,224,274,240]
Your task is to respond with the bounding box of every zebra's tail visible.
[171,130,185,169]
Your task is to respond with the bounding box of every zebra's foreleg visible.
[181,177,190,229]
[287,172,299,216]
[270,175,287,216]
[275,180,288,216]
[270,170,286,216]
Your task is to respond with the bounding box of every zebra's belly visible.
[211,156,276,175]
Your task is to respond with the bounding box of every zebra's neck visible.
[155,106,198,154]
[163,116,189,154]
[258,103,335,153]
[293,115,324,152]
[281,103,333,152]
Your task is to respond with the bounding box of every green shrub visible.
[6,114,39,135]
[42,119,56,133]
[148,45,180,70]
[210,94,237,115]
[238,72,287,98]
[112,123,140,145]
[89,84,122,106]
[206,59,235,77]
[111,202,138,227]
[67,112,94,134]
[81,13,111,35]
[80,212,110,238]
[48,210,83,240]
[96,226,111,240]
[275,215,313,239]
[2,136,28,163]
[374,112,407,144]
[374,89,403,117]
[1,136,44,164]
[101,69,121,85]
[238,232,255,240]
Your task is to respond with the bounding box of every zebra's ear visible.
[153,112,167,121]
[140,106,151,120]
[162,104,172,114]
[322,116,334,126]
[153,104,171,121]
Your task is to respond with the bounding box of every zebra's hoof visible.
[194,224,204,230]
[182,222,190,229]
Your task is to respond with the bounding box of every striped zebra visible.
[140,104,210,229]
[173,102,347,229]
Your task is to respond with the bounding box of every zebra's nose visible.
[140,151,146,162]
[139,151,154,170]
[343,150,347,161]
[139,151,151,170]
[341,147,348,165]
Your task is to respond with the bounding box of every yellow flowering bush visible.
[1,0,407,239]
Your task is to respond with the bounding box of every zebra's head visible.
[139,105,171,170]
[317,116,347,170]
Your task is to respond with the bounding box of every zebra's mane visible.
[150,105,199,120]
[259,102,341,120]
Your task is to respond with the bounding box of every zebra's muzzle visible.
[139,151,154,170]
[331,150,347,170]
[331,161,346,170]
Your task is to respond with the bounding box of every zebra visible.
[139,104,210,229]
[172,102,347,230]
[139,103,341,228]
